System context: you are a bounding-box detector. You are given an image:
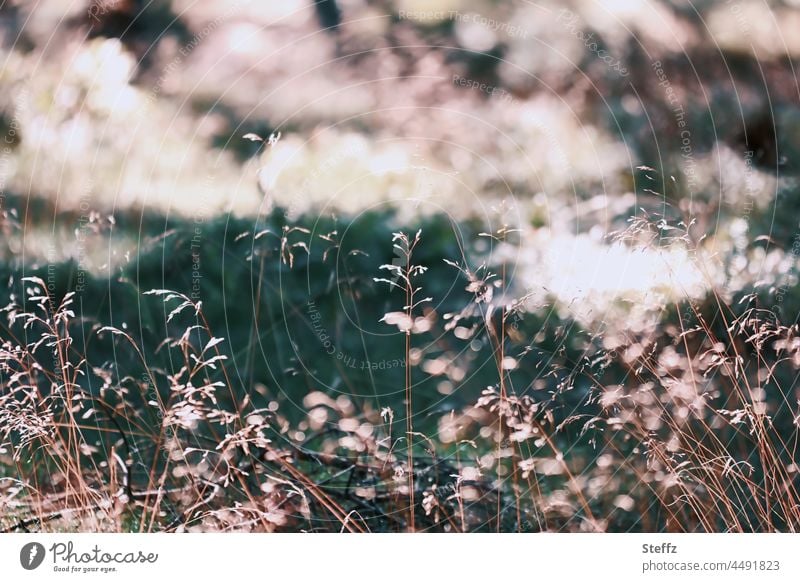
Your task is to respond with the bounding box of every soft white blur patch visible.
[519,230,711,326]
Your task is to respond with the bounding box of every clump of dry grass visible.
[375,229,429,531]
[1,215,799,533]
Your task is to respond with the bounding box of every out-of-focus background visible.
[2,0,800,532]
[3,0,799,324]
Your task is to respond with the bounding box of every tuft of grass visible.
[1,210,799,532]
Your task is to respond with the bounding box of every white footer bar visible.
[2,533,798,581]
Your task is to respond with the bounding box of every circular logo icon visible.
[19,542,46,570]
